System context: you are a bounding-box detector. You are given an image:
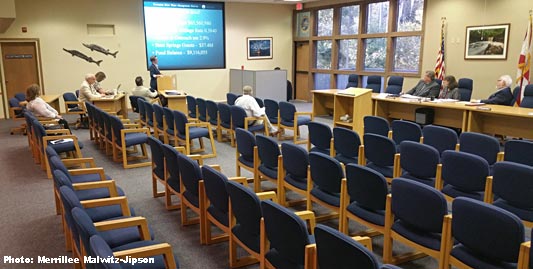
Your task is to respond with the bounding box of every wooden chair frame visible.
[358,145,400,184]
[42,132,83,179]
[306,166,346,229]
[435,168,493,203]
[278,110,314,144]
[163,149,202,211]
[111,125,151,169]
[173,121,217,159]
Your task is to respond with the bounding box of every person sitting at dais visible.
[404,70,441,98]
[479,75,514,106]
[438,75,461,100]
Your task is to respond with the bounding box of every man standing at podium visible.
[149,55,162,91]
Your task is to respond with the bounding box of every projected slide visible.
[143,1,225,70]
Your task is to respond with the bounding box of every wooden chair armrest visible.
[352,236,373,251]
[228,176,249,186]
[113,243,177,269]
[295,111,313,117]
[62,157,96,167]
[38,119,59,124]
[497,152,504,162]
[68,168,106,180]
[518,241,531,269]
[295,210,316,233]
[188,154,204,165]
[94,217,151,240]
[257,191,278,203]
[188,118,200,123]
[174,146,186,154]
[207,164,221,172]
[45,129,71,135]
[123,123,141,129]
[120,119,131,124]
[186,122,210,128]
[121,128,150,134]
[73,180,118,196]
[80,196,130,216]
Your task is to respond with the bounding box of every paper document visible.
[50,138,74,145]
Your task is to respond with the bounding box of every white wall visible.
[0,0,293,116]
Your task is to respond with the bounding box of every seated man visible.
[234,85,279,135]
[404,70,441,98]
[480,75,514,106]
[78,73,105,103]
[131,76,158,103]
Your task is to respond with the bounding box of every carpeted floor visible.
[0,102,440,269]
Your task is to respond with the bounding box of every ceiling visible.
[223,0,320,4]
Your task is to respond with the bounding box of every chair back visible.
[504,140,533,166]
[235,128,256,163]
[144,101,155,125]
[186,95,197,118]
[346,74,358,88]
[281,143,309,181]
[365,75,382,93]
[457,78,473,101]
[217,103,232,127]
[363,133,396,166]
[15,92,26,102]
[364,116,390,137]
[435,79,442,87]
[520,85,533,108]
[459,132,500,165]
[230,105,248,129]
[391,178,447,233]
[385,76,403,94]
[333,127,361,164]
[71,207,105,258]
[109,116,127,145]
[63,92,80,109]
[391,120,421,145]
[308,122,332,154]
[162,107,175,134]
[255,97,264,108]
[399,141,440,180]
[226,181,262,251]
[279,101,297,123]
[129,95,141,113]
[261,200,311,267]
[511,86,521,106]
[314,224,381,269]
[153,104,165,129]
[345,164,388,212]
[89,235,122,269]
[160,144,181,192]
[226,92,239,105]
[137,98,146,122]
[422,125,458,155]
[196,98,207,121]
[441,150,489,192]
[264,99,279,123]
[452,197,524,263]
[177,154,202,200]
[493,161,533,210]
[201,165,230,225]
[147,136,165,176]
[172,110,188,135]
[206,100,219,125]
[58,186,84,251]
[8,98,23,117]
[309,152,344,194]
[256,135,280,169]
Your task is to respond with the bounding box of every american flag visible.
[515,13,532,106]
[435,19,446,80]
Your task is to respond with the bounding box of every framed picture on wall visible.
[464,23,510,60]
[247,37,273,60]
[296,11,311,38]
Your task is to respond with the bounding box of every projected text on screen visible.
[143,1,225,70]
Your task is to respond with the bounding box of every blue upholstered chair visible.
[255,97,264,108]
[137,98,147,127]
[230,105,268,135]
[364,115,391,137]
[128,95,142,113]
[196,97,208,122]
[226,92,239,106]
[109,115,150,168]
[332,127,361,165]
[89,235,178,269]
[436,150,491,202]
[314,224,401,269]
[489,161,533,227]
[341,164,388,235]
[63,92,86,129]
[143,101,155,129]
[444,197,524,269]
[396,141,440,187]
[234,128,257,180]
[177,153,204,227]
[504,140,533,166]
[152,104,165,140]
[360,133,398,182]
[226,180,277,268]
[260,200,315,269]
[307,152,345,229]
[278,101,313,144]
[346,74,358,88]
[422,125,458,155]
[199,165,247,245]
[391,120,422,146]
[206,100,220,136]
[383,178,449,267]
[511,86,521,106]
[172,109,216,158]
[264,99,279,126]
[279,142,309,207]
[161,107,174,144]
[255,134,281,193]
[216,103,233,144]
[47,147,110,184]
[385,76,403,94]
[459,132,503,174]
[8,97,25,135]
[365,75,383,93]
[15,92,26,102]
[147,136,165,198]
[520,85,533,108]
[307,121,333,155]
[160,144,184,211]
[186,95,198,120]
[457,78,473,101]
[435,79,442,88]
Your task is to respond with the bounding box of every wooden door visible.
[295,42,311,101]
[1,42,40,99]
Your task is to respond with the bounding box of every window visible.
[317,8,334,36]
[393,36,421,72]
[366,2,389,34]
[314,73,331,89]
[316,40,332,69]
[397,0,424,32]
[364,38,387,71]
[340,5,360,35]
[338,39,357,70]
[336,74,350,89]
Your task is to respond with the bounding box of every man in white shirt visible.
[78,73,104,103]
[234,85,278,135]
[131,76,158,103]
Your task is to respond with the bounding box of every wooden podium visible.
[157,75,176,91]
[332,88,372,135]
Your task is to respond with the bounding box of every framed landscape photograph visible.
[465,24,510,60]
[247,37,273,60]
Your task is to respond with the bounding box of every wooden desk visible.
[159,91,187,114]
[312,90,336,116]
[92,94,127,118]
[468,105,533,139]
[41,95,60,111]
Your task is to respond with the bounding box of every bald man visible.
[78,73,104,103]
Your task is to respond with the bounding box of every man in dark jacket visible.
[405,70,441,98]
[480,75,514,106]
